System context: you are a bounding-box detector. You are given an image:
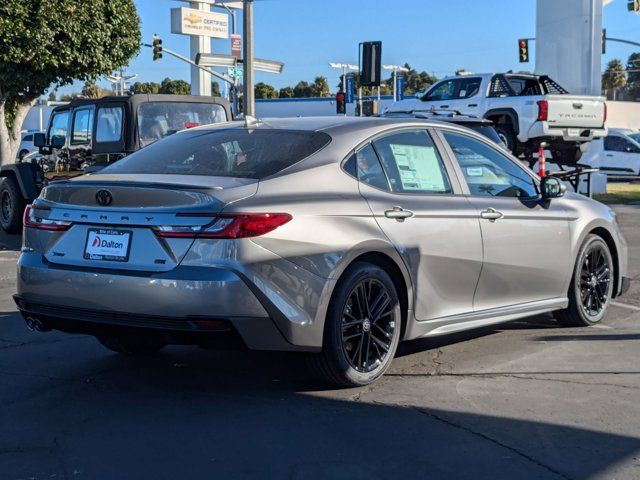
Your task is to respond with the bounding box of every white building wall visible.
[535,0,603,95]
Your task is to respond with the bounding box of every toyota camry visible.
[15,116,629,387]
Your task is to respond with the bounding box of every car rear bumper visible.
[525,123,607,143]
[16,252,319,352]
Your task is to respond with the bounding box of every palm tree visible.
[602,59,627,100]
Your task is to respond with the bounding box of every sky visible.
[58,0,640,96]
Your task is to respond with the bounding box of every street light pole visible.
[243,0,255,116]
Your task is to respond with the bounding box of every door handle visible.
[439,105,449,109]
[384,206,414,221]
[467,103,478,107]
[606,154,614,157]
[480,208,504,221]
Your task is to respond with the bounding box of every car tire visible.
[554,235,614,327]
[96,335,166,356]
[495,124,516,153]
[0,177,25,234]
[307,262,402,388]
[18,150,29,161]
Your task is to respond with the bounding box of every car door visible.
[455,77,484,116]
[422,79,460,112]
[602,135,640,176]
[354,128,483,320]
[438,129,572,311]
[68,106,95,170]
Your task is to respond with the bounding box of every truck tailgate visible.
[546,95,605,129]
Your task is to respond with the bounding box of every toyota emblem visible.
[95,189,113,206]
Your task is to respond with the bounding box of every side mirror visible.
[541,176,566,200]
[33,132,46,148]
[414,91,425,100]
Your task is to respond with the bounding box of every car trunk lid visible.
[35,174,257,272]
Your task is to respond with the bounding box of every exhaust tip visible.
[25,316,49,332]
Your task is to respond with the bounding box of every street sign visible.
[231,33,242,59]
[395,74,405,101]
[346,73,355,103]
[170,7,229,39]
[227,67,244,78]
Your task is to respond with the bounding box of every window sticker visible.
[466,167,484,177]
[390,144,446,192]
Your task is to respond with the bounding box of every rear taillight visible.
[537,100,548,122]
[154,213,292,239]
[23,205,71,231]
[603,102,607,123]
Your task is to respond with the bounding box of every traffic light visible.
[152,35,163,61]
[518,39,529,63]
[628,0,640,13]
[336,91,346,115]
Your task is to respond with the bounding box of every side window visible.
[444,131,537,199]
[48,111,70,146]
[71,108,94,144]
[424,80,458,101]
[22,134,33,142]
[355,144,389,191]
[96,106,124,143]
[457,78,482,99]
[605,135,638,153]
[372,130,452,194]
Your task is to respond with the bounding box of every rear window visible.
[138,102,228,147]
[102,129,331,179]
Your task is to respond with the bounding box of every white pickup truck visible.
[386,73,607,163]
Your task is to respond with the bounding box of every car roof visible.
[186,115,474,135]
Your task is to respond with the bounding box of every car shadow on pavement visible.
[534,333,640,341]
[2,311,640,479]
[397,314,559,358]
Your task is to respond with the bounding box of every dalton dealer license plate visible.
[84,229,132,262]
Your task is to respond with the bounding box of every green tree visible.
[159,78,191,95]
[279,86,294,98]
[293,81,312,98]
[0,0,140,164]
[625,52,640,101]
[254,82,277,99]
[311,76,330,97]
[130,81,160,94]
[81,80,101,99]
[47,92,56,102]
[602,59,626,100]
[211,81,221,97]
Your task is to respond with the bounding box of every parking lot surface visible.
[1,205,639,480]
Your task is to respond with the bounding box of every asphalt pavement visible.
[1,205,639,480]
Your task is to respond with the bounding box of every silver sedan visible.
[15,116,629,387]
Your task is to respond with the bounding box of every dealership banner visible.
[171,7,229,39]
[346,74,355,104]
[396,74,405,101]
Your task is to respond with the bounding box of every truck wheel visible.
[0,177,25,233]
[495,125,516,153]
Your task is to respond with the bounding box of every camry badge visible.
[95,189,113,206]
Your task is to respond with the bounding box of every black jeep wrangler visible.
[0,94,232,232]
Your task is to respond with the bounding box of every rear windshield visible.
[138,102,228,147]
[102,129,331,179]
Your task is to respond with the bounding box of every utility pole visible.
[189,1,212,96]
[243,0,255,116]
